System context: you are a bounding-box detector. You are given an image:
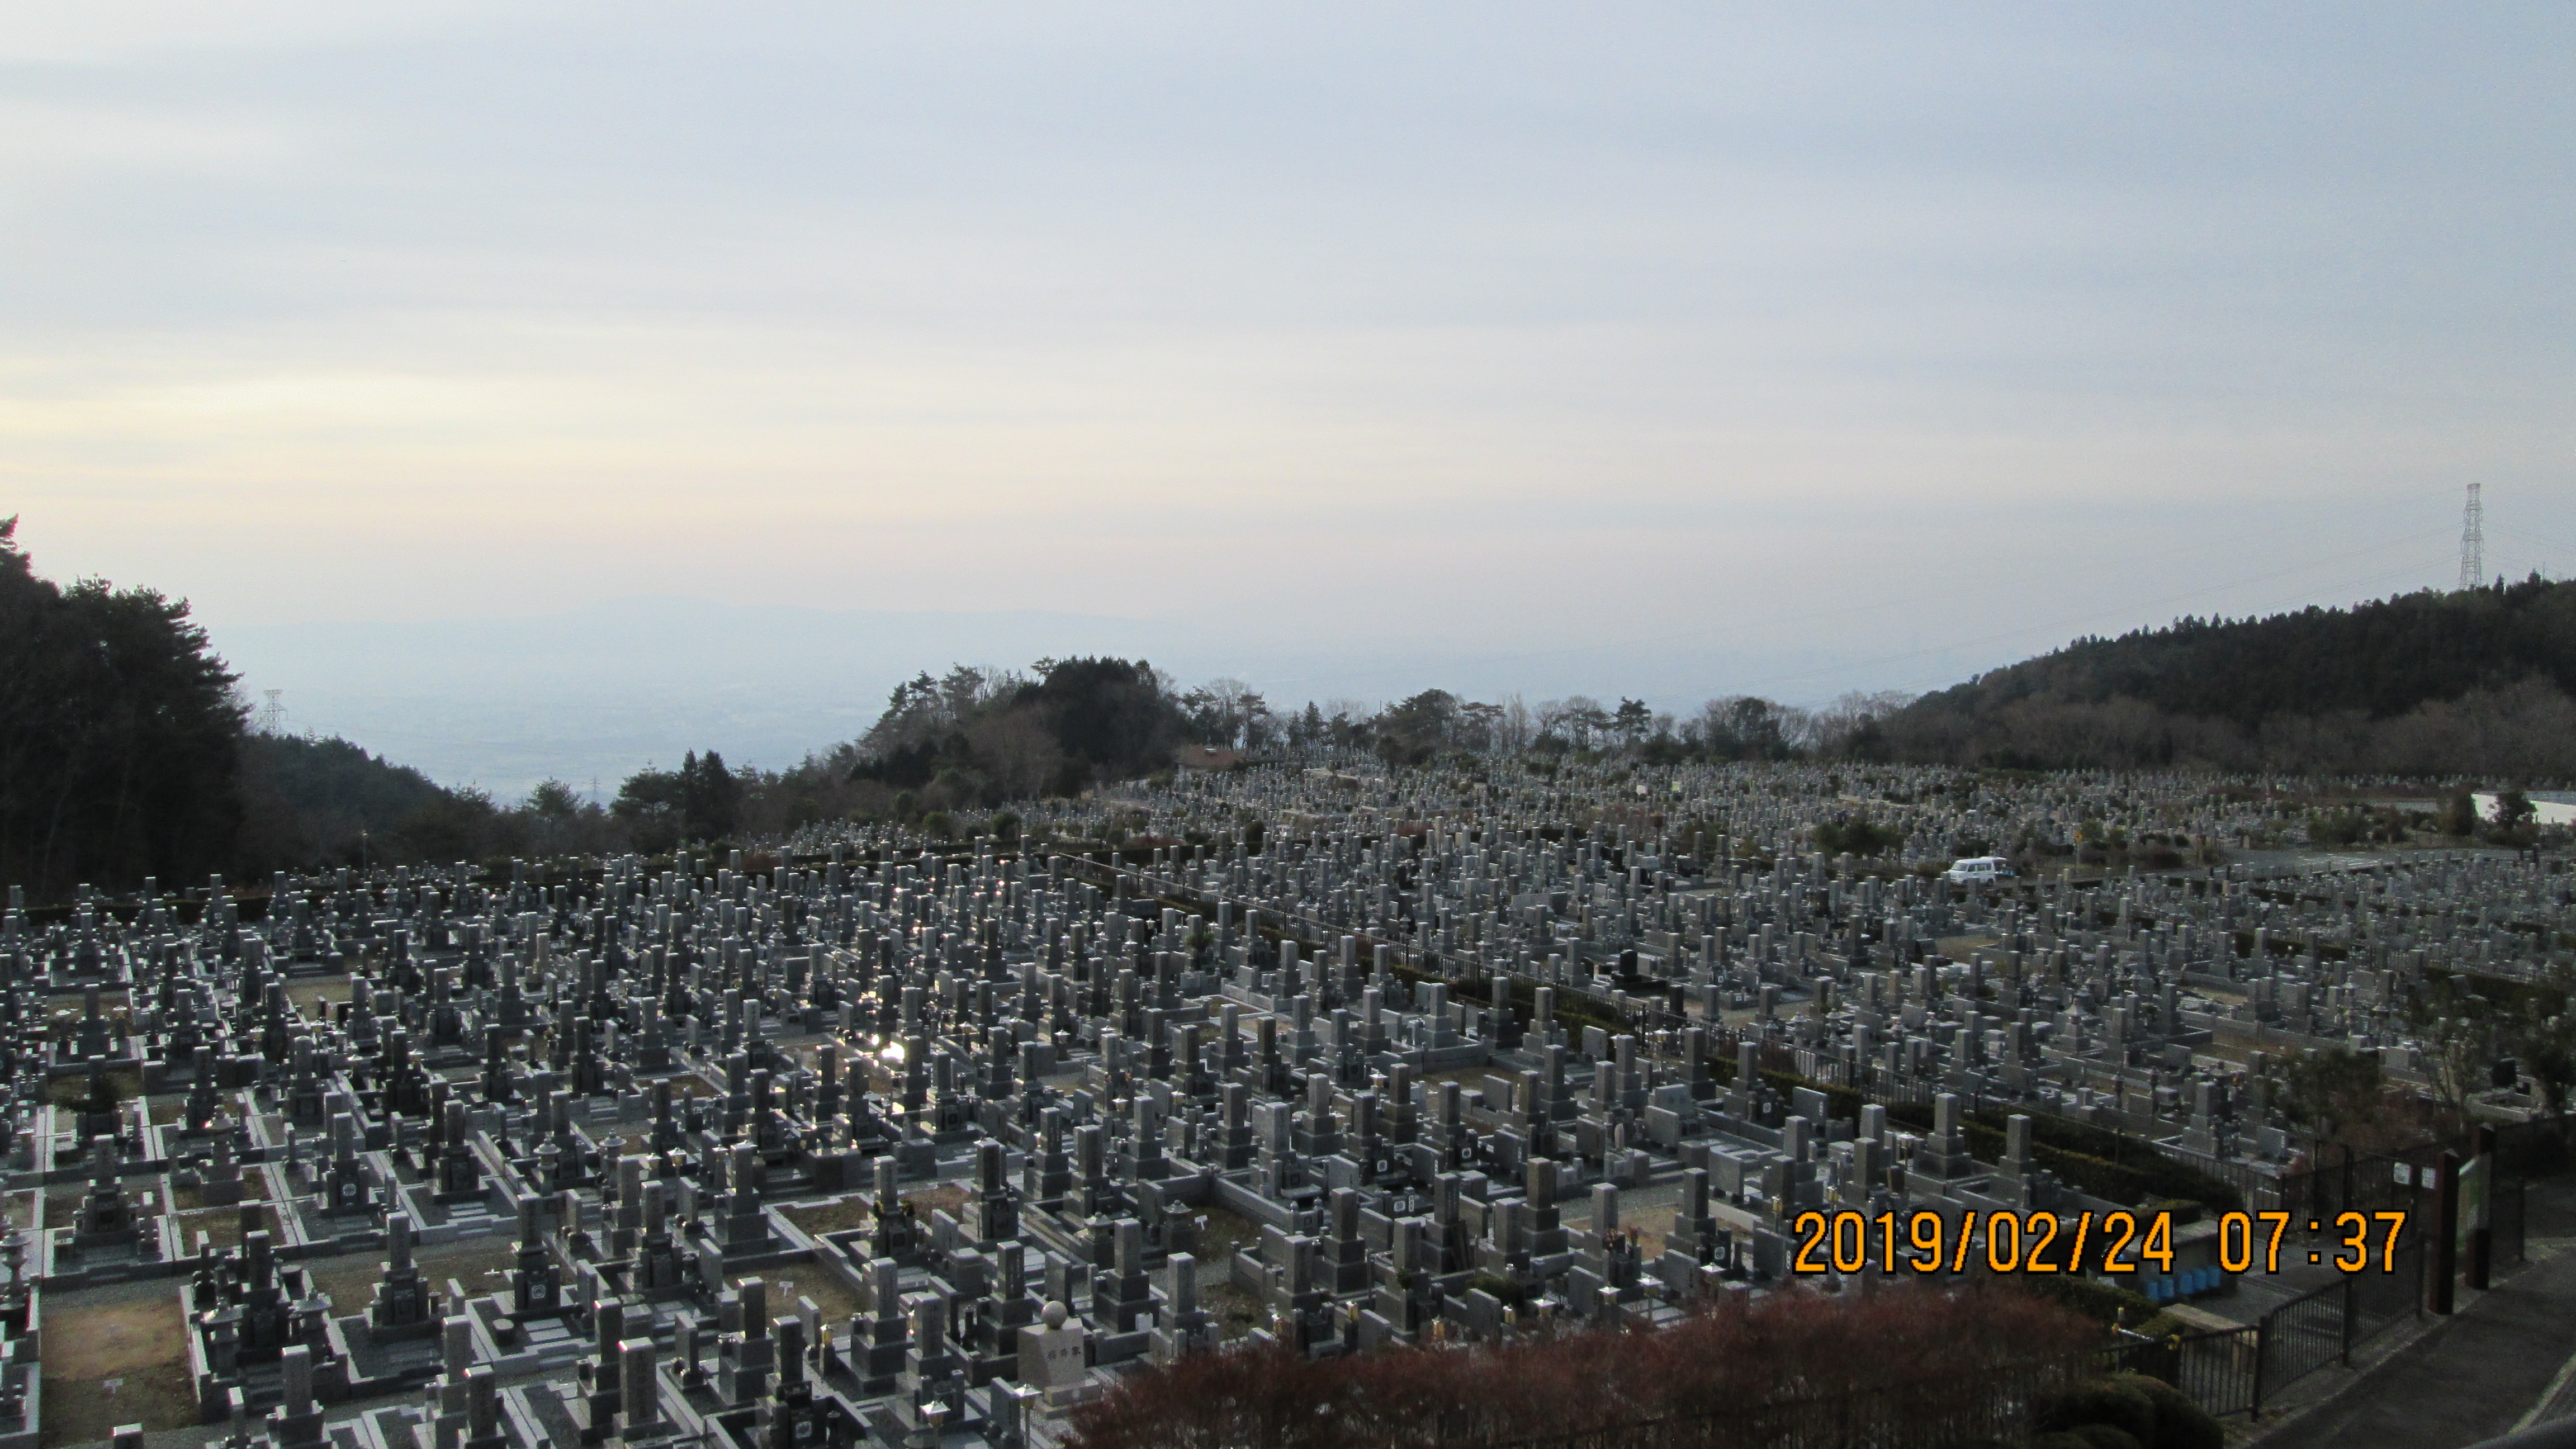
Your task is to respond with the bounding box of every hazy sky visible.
[6,4,2573,784]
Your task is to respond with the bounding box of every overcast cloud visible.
[5,4,2571,788]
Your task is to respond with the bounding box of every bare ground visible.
[168,1178,268,1213]
[283,977,354,1021]
[1202,1281,1265,1339]
[39,1289,194,1446]
[1192,1205,1262,1266]
[779,1197,871,1238]
[303,1236,520,1315]
[731,1265,860,1327]
[167,1204,277,1255]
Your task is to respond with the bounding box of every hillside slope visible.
[1879,577,2576,775]
[235,732,474,871]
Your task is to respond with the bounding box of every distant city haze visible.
[8,4,2570,792]
[216,595,1905,794]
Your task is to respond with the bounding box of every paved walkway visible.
[2253,1234,2576,1449]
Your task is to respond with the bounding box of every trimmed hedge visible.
[1884,1102,2245,1213]
[1701,1060,2244,1211]
[2033,1375,2222,1449]
[2016,1275,2156,1325]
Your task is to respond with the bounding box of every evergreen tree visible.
[1881,577,2576,773]
[0,518,246,896]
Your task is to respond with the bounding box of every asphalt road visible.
[2256,1180,2576,1449]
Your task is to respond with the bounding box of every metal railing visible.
[2100,1327,2261,1417]
[2257,1279,2351,1399]
[2091,1230,2426,1420]
[2349,1237,2427,1348]
[2275,1121,2570,1224]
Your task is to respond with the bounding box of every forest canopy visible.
[0,517,245,898]
[1878,576,2576,774]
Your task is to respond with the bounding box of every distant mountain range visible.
[1877,577,2576,776]
[220,581,2576,794]
[214,595,1845,795]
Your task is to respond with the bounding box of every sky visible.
[6,4,2573,792]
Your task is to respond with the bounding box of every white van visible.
[1943,856,2015,885]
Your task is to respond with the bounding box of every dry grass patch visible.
[1186,1207,1268,1339]
[780,1197,871,1238]
[42,988,129,1008]
[170,1203,277,1255]
[307,1235,519,1314]
[46,1068,141,1107]
[585,1131,650,1160]
[416,1239,523,1303]
[1617,1207,1672,1258]
[731,1265,861,1327]
[169,1177,269,1212]
[284,976,354,1021]
[39,1292,193,1446]
[1202,1281,1265,1340]
[1190,1206,1261,1266]
[304,1252,388,1314]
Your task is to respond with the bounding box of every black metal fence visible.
[2100,1327,2261,1417]
[2154,1141,2275,1206]
[2275,1120,2569,1224]
[2351,1235,2431,1345]
[2092,1232,2426,1419]
[2257,1280,2352,1395]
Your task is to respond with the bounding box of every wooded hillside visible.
[1878,577,2576,775]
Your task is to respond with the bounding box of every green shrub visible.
[2110,1372,2224,1449]
[1812,818,1900,857]
[2440,792,2478,837]
[2133,1310,2190,1341]
[2308,809,2370,847]
[2032,1377,2158,1444]
[1883,1101,2244,1211]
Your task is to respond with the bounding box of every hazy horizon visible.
[209,589,1942,794]
[8,5,2571,792]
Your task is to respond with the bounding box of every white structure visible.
[2475,791,2576,826]
[1942,856,2015,884]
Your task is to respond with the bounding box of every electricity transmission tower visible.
[2459,482,2484,590]
[254,689,288,735]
